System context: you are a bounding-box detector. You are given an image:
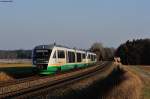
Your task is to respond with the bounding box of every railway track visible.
[0,61,112,98]
[0,62,102,87]
[0,62,104,87]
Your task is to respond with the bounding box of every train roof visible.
[34,45,54,49]
[87,52,96,55]
[34,44,95,54]
[34,44,78,50]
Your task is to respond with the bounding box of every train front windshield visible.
[33,49,52,65]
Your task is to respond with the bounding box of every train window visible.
[33,49,51,64]
[77,53,82,62]
[35,49,51,59]
[88,54,91,59]
[91,55,92,60]
[82,53,86,59]
[91,55,94,61]
[94,55,96,61]
[93,55,95,61]
[58,50,65,58]
[68,51,75,63]
[53,51,56,58]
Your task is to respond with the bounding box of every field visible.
[0,60,33,80]
[126,65,150,99]
[0,61,149,99]
[0,63,32,67]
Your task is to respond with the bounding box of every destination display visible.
[36,50,48,53]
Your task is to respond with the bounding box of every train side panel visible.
[33,45,97,75]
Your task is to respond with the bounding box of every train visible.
[32,44,97,74]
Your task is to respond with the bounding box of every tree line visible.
[0,43,115,60]
[0,50,32,59]
[1,38,149,65]
[115,38,150,65]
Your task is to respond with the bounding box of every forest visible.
[115,38,150,65]
[0,50,32,59]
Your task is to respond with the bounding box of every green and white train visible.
[32,44,97,74]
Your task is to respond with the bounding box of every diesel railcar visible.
[32,44,97,74]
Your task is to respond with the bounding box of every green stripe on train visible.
[39,62,96,74]
[47,63,86,71]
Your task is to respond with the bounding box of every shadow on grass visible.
[0,67,34,78]
[47,66,127,99]
[96,66,127,99]
[74,66,127,99]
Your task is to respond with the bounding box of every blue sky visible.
[0,0,150,49]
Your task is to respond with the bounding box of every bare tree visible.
[90,42,104,61]
[103,47,115,60]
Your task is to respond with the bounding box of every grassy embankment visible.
[96,64,142,99]
[128,65,150,99]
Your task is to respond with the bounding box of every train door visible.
[82,53,86,63]
[52,50,57,64]
[57,50,66,65]
[86,53,91,64]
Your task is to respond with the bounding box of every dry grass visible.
[127,65,150,99]
[0,59,32,67]
[0,63,32,67]
[0,72,14,81]
[103,66,142,99]
[139,66,150,73]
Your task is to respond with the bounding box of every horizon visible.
[0,38,149,50]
